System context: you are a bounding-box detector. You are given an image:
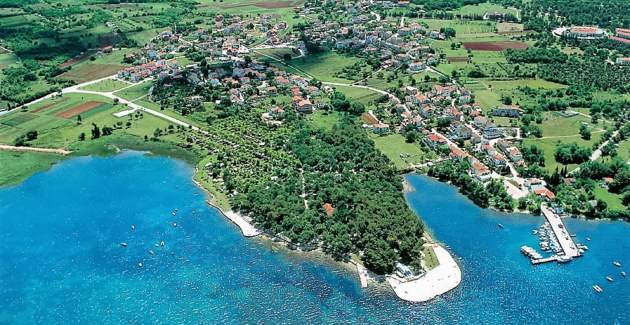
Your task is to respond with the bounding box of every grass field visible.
[286,52,359,83]
[0,151,64,187]
[593,187,625,212]
[332,85,381,105]
[523,133,602,172]
[81,79,131,92]
[453,2,519,17]
[371,134,434,170]
[114,82,152,101]
[538,112,608,138]
[308,111,342,131]
[618,139,630,162]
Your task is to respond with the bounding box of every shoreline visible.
[195,169,463,303]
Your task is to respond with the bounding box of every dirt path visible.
[0,144,71,155]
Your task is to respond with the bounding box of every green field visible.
[81,79,131,92]
[523,133,602,172]
[308,111,342,131]
[371,134,434,170]
[593,186,625,211]
[332,85,381,105]
[286,52,360,83]
[0,151,64,187]
[538,112,608,138]
[452,2,519,17]
[114,82,152,101]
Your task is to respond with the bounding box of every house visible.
[473,116,489,129]
[609,28,630,44]
[449,145,470,160]
[423,133,448,149]
[616,57,630,65]
[525,178,546,191]
[507,147,523,162]
[293,97,314,113]
[491,105,523,117]
[447,122,472,140]
[269,106,285,119]
[372,123,390,134]
[471,160,492,182]
[482,123,502,140]
[322,203,335,216]
[534,187,555,201]
[408,61,425,72]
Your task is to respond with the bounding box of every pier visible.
[540,205,581,259]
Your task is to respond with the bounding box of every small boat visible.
[497,223,504,229]
[120,242,128,248]
[592,285,603,293]
[154,243,159,247]
[138,262,143,268]
[621,271,626,277]
[557,256,572,263]
[613,261,621,267]
[606,276,614,282]
[160,240,165,247]
[172,222,178,227]
[148,250,155,256]
[131,225,135,231]
[586,237,591,241]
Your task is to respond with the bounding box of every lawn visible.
[80,79,131,92]
[308,111,342,131]
[421,18,496,35]
[617,139,630,162]
[422,246,440,270]
[593,187,625,212]
[371,134,434,170]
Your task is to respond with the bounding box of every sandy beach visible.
[387,244,461,302]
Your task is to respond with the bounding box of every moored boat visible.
[613,261,621,267]
[621,271,626,277]
[606,276,613,282]
[592,285,603,293]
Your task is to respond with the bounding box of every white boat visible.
[606,276,613,282]
[557,256,572,263]
[131,225,135,231]
[586,237,591,241]
[160,240,165,247]
[621,271,626,277]
[148,250,155,256]
[172,222,178,227]
[120,242,128,247]
[613,261,621,267]
[592,285,603,293]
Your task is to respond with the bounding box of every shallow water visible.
[0,152,627,324]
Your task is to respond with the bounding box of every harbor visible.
[521,204,584,265]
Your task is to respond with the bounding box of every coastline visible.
[194,169,464,303]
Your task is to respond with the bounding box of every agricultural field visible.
[452,3,519,17]
[59,64,125,83]
[114,82,153,101]
[331,85,382,105]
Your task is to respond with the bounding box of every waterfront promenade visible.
[540,205,580,259]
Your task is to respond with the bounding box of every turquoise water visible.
[0,152,628,324]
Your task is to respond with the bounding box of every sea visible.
[0,151,628,324]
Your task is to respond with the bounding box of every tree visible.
[405,130,419,143]
[77,114,82,124]
[25,130,38,141]
[91,123,101,139]
[440,27,456,38]
[579,124,591,140]
[78,132,86,141]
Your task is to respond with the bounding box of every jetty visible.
[540,205,581,259]
[387,244,461,302]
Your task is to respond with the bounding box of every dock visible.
[531,256,558,265]
[540,205,581,259]
[356,263,369,288]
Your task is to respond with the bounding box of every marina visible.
[521,205,584,265]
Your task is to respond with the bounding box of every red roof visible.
[323,203,334,216]
[534,188,555,200]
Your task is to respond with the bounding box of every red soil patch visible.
[32,98,68,113]
[462,41,528,51]
[56,101,103,119]
[447,56,469,63]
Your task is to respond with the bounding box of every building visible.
[423,133,448,149]
[610,28,630,44]
[491,105,523,118]
[293,97,314,113]
[482,123,502,140]
[563,26,606,39]
[616,57,630,66]
[372,123,391,134]
[534,187,556,201]
[471,160,492,182]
